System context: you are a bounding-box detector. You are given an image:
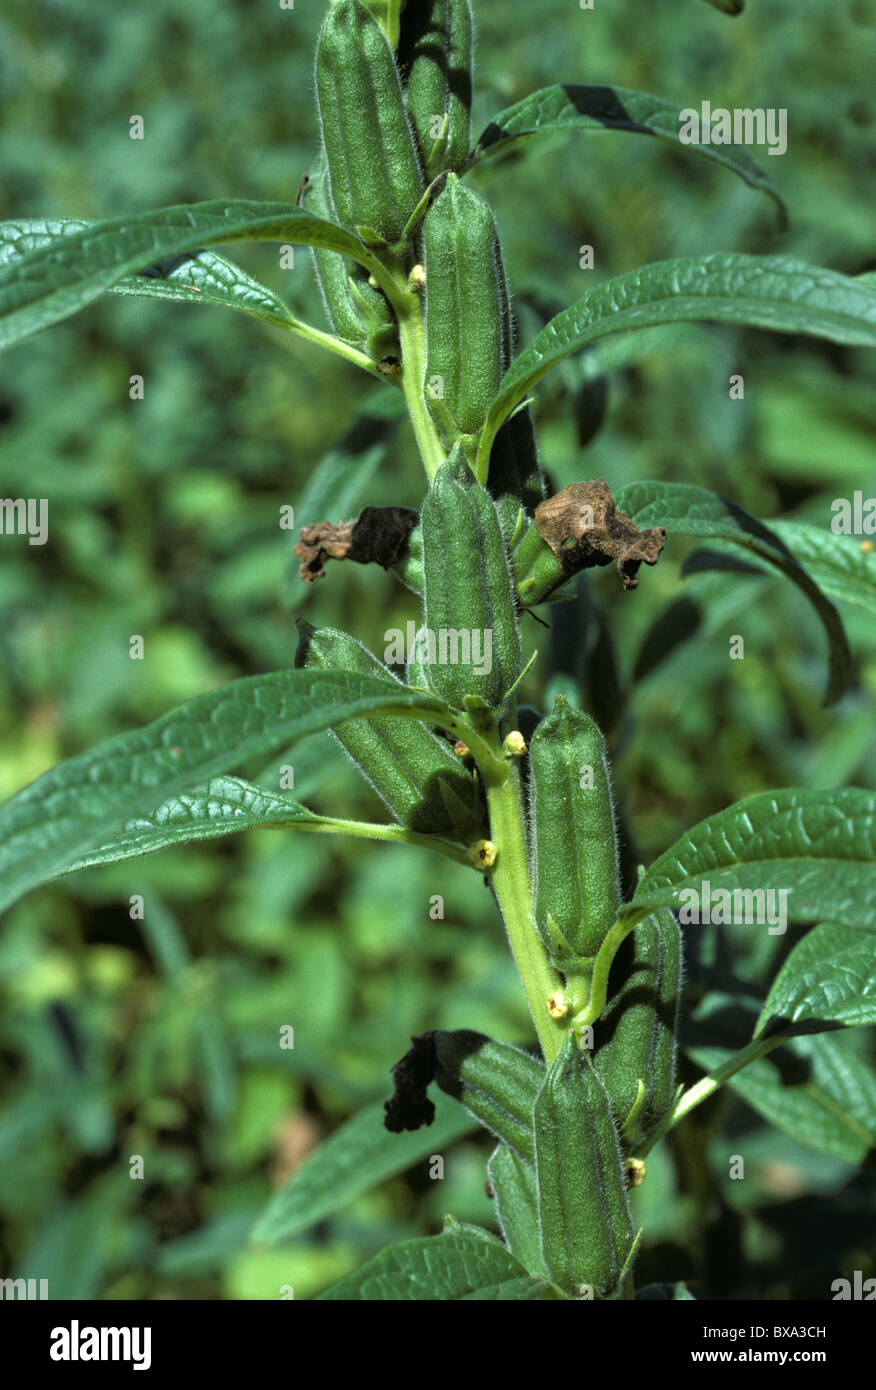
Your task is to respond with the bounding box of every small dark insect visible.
[296,173,311,206]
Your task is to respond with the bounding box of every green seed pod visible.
[488,1143,546,1277]
[529,697,620,962]
[391,520,424,595]
[302,152,370,346]
[534,1035,636,1299]
[316,0,424,247]
[433,1030,545,1161]
[511,516,568,608]
[421,448,522,713]
[488,407,547,542]
[594,908,683,1148]
[294,620,483,842]
[422,175,511,442]
[398,0,474,180]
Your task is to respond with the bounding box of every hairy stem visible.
[282,814,473,866]
[395,289,447,479]
[485,758,566,1063]
[635,1032,792,1158]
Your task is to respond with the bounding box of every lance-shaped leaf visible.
[476,255,876,472]
[756,923,876,1037]
[767,521,876,620]
[627,788,876,930]
[615,481,852,703]
[0,200,384,353]
[0,669,448,917]
[252,1096,476,1247]
[0,219,300,331]
[688,1033,876,1166]
[316,1227,548,1300]
[62,776,326,873]
[467,85,784,219]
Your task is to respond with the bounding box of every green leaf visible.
[315,1228,548,1300]
[629,788,876,929]
[768,520,876,619]
[468,85,784,218]
[0,669,447,917]
[0,200,380,352]
[757,924,876,1037]
[62,776,324,874]
[688,1033,876,1166]
[477,255,876,471]
[488,1143,546,1277]
[615,481,853,703]
[0,219,299,331]
[251,1095,476,1246]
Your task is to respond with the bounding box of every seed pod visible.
[422,175,511,442]
[433,1030,544,1161]
[488,406,548,541]
[398,0,474,180]
[316,0,424,246]
[421,448,522,713]
[511,514,569,608]
[301,152,370,346]
[391,520,424,595]
[529,697,620,962]
[594,908,683,1148]
[488,1143,546,1276]
[534,1035,636,1299]
[294,621,483,842]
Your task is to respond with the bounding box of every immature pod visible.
[316,0,424,246]
[488,1143,546,1277]
[594,908,683,1148]
[422,175,511,442]
[433,1030,544,1161]
[534,1035,636,1299]
[301,153,367,346]
[294,621,483,842]
[529,697,620,961]
[421,449,522,713]
[398,0,474,179]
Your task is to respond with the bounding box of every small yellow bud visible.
[453,740,471,758]
[468,839,498,870]
[409,264,426,292]
[504,731,527,757]
[547,991,569,1019]
[626,1157,647,1188]
[862,540,874,553]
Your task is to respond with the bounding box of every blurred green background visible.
[0,0,874,1299]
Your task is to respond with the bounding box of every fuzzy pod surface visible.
[422,174,511,441]
[294,620,482,842]
[534,1035,636,1299]
[398,0,474,180]
[433,1029,544,1161]
[529,697,621,962]
[420,449,522,713]
[594,907,683,1147]
[316,0,424,246]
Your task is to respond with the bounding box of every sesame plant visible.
[1,0,875,1301]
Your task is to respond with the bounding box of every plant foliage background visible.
[0,0,874,1299]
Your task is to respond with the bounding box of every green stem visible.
[284,814,472,867]
[394,290,447,480]
[484,759,566,1063]
[635,1032,792,1158]
[569,908,650,1030]
[278,316,384,378]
